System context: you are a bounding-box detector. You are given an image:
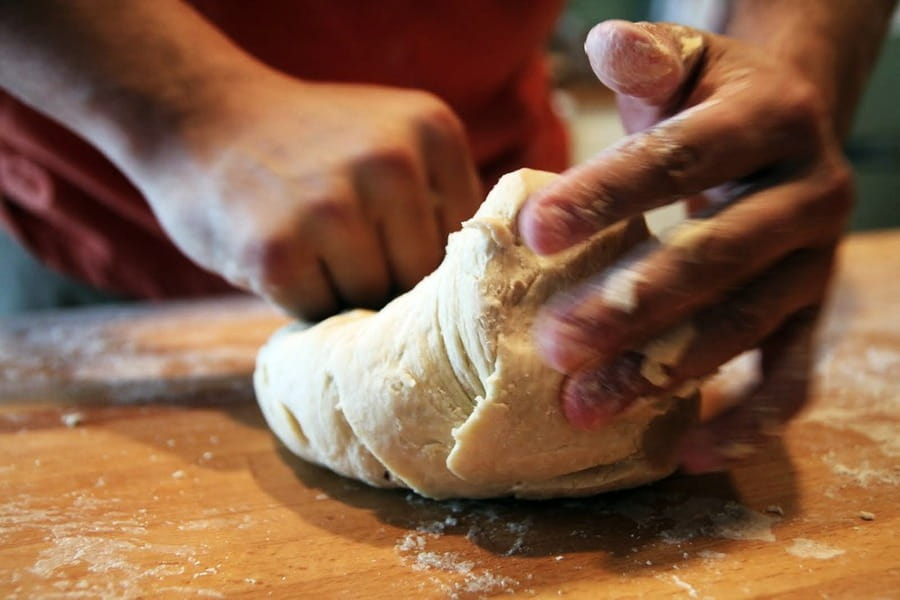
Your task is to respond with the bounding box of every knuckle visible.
[302,193,357,230]
[246,232,302,290]
[639,127,705,197]
[414,95,465,140]
[822,162,855,215]
[674,219,742,273]
[416,93,455,124]
[359,145,418,180]
[775,80,826,136]
[257,256,339,319]
[792,160,856,234]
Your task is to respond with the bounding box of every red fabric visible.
[0,0,569,299]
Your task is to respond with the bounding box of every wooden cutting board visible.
[1,231,898,599]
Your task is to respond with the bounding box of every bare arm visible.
[0,1,481,317]
[0,0,258,174]
[727,0,896,137]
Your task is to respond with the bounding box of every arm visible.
[519,1,896,471]
[726,0,895,138]
[0,0,254,175]
[0,0,481,317]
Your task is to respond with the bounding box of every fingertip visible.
[532,307,602,373]
[517,193,570,255]
[518,187,603,255]
[561,372,632,430]
[562,386,617,430]
[275,287,340,323]
[584,20,685,102]
[583,19,634,63]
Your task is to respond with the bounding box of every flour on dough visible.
[254,169,698,499]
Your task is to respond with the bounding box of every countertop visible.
[1,231,898,599]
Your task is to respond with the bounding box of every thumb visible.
[585,20,705,108]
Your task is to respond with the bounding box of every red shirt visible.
[0,1,568,299]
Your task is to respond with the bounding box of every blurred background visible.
[1,0,898,315]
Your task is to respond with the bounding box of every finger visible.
[264,259,340,321]
[584,20,705,107]
[561,248,834,429]
[318,208,395,307]
[522,87,822,255]
[234,219,344,319]
[534,163,851,373]
[356,156,445,291]
[678,309,819,473]
[290,183,392,309]
[421,114,483,238]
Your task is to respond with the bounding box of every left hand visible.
[518,20,854,472]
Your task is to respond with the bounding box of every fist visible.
[139,72,482,319]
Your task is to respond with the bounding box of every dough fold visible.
[254,169,698,499]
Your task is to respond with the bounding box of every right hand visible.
[134,71,482,319]
[519,20,854,472]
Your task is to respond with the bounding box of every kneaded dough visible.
[254,169,698,499]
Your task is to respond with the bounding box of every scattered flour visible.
[177,515,255,532]
[812,343,900,410]
[0,491,234,598]
[394,491,780,598]
[393,502,523,598]
[60,412,86,428]
[502,518,532,556]
[805,408,900,459]
[821,450,900,488]
[614,494,780,544]
[804,342,900,498]
[0,297,279,401]
[786,538,846,560]
[669,573,699,598]
[413,551,475,575]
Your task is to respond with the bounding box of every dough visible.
[254,169,698,499]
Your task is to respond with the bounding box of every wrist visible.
[725,0,895,139]
[83,54,269,181]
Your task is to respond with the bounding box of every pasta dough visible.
[254,169,698,499]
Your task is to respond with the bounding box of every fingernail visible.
[584,21,680,99]
[521,191,611,255]
[561,357,646,429]
[534,311,606,373]
[563,378,629,430]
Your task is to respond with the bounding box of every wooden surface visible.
[1,231,898,599]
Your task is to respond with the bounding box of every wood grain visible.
[1,232,898,599]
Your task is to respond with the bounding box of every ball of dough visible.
[254,169,698,499]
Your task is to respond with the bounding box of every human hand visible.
[518,20,854,472]
[137,71,481,319]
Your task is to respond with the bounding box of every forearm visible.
[726,0,896,138]
[0,0,261,173]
